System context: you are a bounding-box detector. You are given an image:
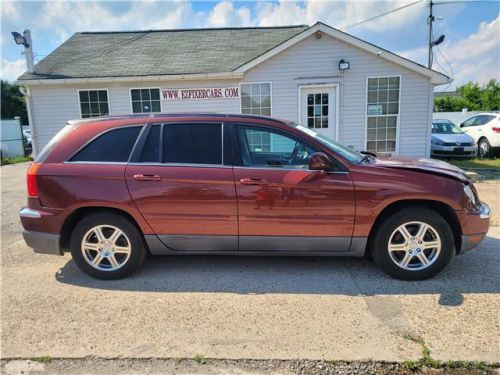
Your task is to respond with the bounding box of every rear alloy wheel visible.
[70,213,146,279]
[478,138,491,158]
[372,209,454,280]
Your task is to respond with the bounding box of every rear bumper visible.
[22,230,62,255]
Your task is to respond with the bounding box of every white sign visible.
[162,87,240,101]
[367,104,383,115]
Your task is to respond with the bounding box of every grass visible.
[446,157,500,170]
[193,355,206,364]
[31,356,52,363]
[401,333,493,372]
[0,155,32,166]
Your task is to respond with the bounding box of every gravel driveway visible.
[1,162,499,366]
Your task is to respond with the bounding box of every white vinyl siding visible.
[244,33,432,156]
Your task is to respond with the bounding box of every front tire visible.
[371,208,454,280]
[70,213,147,279]
[478,138,491,158]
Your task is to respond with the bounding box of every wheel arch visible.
[366,199,462,255]
[60,206,145,252]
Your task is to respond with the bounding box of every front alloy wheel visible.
[371,208,454,280]
[387,221,441,271]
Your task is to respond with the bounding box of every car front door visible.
[232,123,355,252]
[125,122,238,251]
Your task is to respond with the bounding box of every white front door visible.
[300,86,337,139]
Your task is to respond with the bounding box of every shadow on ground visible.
[55,236,499,306]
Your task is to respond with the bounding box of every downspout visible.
[425,82,434,157]
[20,86,37,157]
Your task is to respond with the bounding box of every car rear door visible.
[125,122,238,251]
[232,123,355,253]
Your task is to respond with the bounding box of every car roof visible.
[67,113,290,126]
[432,119,454,123]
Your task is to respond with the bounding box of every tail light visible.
[492,127,500,133]
[27,163,41,197]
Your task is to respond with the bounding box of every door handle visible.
[133,174,161,181]
[240,178,269,186]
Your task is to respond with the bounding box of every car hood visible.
[372,154,470,183]
[432,133,474,143]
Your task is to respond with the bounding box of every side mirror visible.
[308,152,334,171]
[459,122,464,128]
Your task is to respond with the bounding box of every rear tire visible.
[70,213,146,279]
[371,208,454,280]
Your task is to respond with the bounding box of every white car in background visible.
[459,113,500,158]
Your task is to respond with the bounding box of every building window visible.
[131,88,161,113]
[79,90,109,118]
[241,83,271,116]
[366,76,400,153]
[307,93,329,129]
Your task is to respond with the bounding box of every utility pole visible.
[427,0,434,68]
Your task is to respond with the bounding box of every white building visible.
[17,22,449,156]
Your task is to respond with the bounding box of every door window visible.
[238,125,317,168]
[473,115,495,126]
[307,93,329,129]
[162,123,222,165]
[462,116,477,127]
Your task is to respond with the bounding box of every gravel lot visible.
[1,162,499,372]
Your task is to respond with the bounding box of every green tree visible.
[1,80,28,124]
[434,79,500,112]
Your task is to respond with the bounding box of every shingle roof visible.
[18,25,308,81]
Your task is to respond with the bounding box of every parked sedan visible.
[20,114,490,281]
[431,119,477,158]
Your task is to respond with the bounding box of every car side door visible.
[125,122,238,251]
[232,123,356,253]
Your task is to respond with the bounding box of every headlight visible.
[431,137,444,146]
[463,184,477,206]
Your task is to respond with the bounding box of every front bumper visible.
[431,144,477,158]
[457,203,490,254]
[22,230,62,255]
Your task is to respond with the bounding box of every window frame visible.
[77,89,111,119]
[130,122,228,167]
[239,81,273,116]
[129,87,162,114]
[232,122,327,170]
[364,75,401,154]
[65,124,145,164]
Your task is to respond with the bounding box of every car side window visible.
[139,125,161,162]
[237,125,317,168]
[162,123,222,165]
[70,126,141,162]
[462,116,476,127]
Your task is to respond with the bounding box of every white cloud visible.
[205,2,252,28]
[0,59,26,82]
[1,1,21,21]
[399,16,500,90]
[255,0,427,32]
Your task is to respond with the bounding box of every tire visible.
[371,208,454,280]
[70,213,147,279]
[478,138,491,158]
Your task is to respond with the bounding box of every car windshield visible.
[432,122,463,134]
[293,123,361,163]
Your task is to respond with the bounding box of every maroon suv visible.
[20,114,490,280]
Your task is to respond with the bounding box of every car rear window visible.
[35,125,77,163]
[162,123,222,165]
[70,126,142,163]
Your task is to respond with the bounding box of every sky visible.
[1,0,499,91]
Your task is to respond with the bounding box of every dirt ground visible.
[1,162,499,373]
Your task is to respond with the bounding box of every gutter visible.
[16,71,244,86]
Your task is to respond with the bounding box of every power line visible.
[339,0,424,30]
